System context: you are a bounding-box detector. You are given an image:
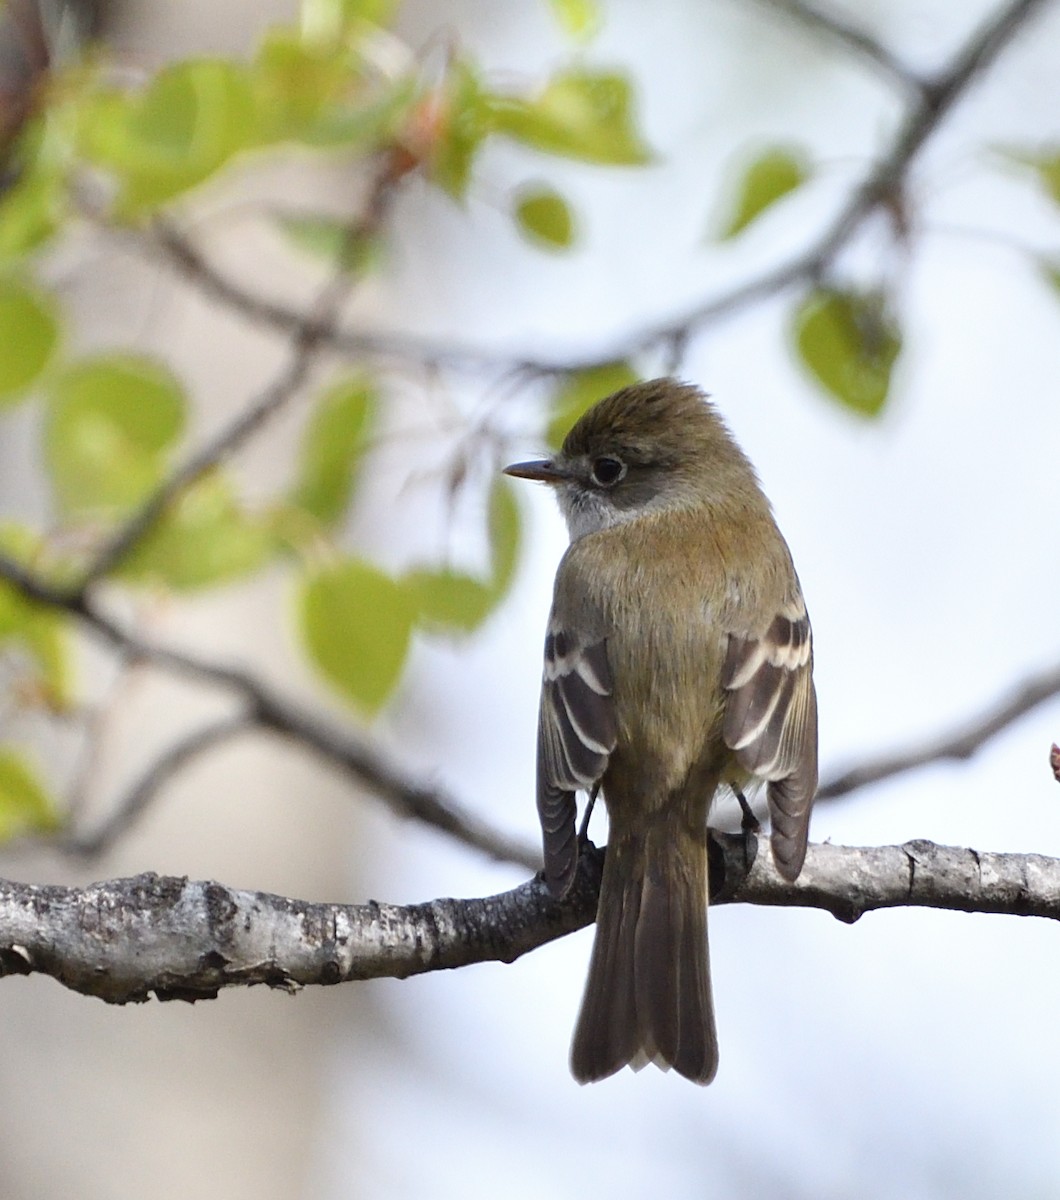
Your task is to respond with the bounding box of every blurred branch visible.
[149,220,505,374]
[753,0,922,93]
[625,0,1049,362]
[135,0,1047,379]
[3,835,1060,1003]
[79,147,412,587]
[819,659,1060,800]
[62,714,255,856]
[3,540,1057,863]
[0,551,539,870]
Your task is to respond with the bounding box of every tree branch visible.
[134,0,1048,377]
[149,221,505,374]
[4,545,1058,861]
[753,0,922,94]
[62,714,255,857]
[3,835,1059,1004]
[630,0,1050,359]
[819,659,1060,800]
[0,552,539,871]
[79,147,412,587]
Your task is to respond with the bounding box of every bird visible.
[504,377,817,1084]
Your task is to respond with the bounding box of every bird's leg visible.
[578,783,601,847]
[734,788,760,835]
[734,788,760,870]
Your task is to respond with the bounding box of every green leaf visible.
[546,361,639,449]
[488,476,521,596]
[299,559,415,713]
[405,568,494,632]
[718,147,810,240]
[0,598,73,708]
[430,60,495,200]
[301,0,398,40]
[547,0,602,42]
[514,185,575,249]
[0,167,67,261]
[1030,154,1060,203]
[1041,259,1060,295]
[493,68,650,166]
[80,60,257,216]
[116,474,272,591]
[274,212,383,272]
[289,376,375,525]
[0,748,60,842]
[251,30,416,147]
[251,30,352,142]
[996,145,1060,205]
[0,278,60,405]
[793,288,901,417]
[0,525,73,708]
[44,354,186,516]
[403,477,522,634]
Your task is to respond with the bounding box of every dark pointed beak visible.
[503,458,569,484]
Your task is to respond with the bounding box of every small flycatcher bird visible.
[505,378,817,1085]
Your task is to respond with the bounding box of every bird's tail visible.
[570,817,717,1085]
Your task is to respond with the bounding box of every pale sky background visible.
[2,2,1060,1198]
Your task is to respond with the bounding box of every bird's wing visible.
[537,623,617,897]
[721,597,818,880]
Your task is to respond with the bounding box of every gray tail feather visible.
[569,826,717,1085]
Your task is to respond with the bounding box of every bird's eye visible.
[590,456,626,487]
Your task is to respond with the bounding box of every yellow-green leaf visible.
[0,525,73,708]
[0,166,67,261]
[0,600,73,708]
[0,278,60,405]
[997,145,1060,205]
[514,185,575,250]
[430,60,495,200]
[274,212,383,272]
[493,68,650,166]
[0,749,60,842]
[80,60,257,216]
[251,31,416,147]
[1040,259,1060,295]
[718,147,810,240]
[404,477,522,633]
[299,559,414,713]
[405,568,493,632]
[117,474,272,591]
[548,0,602,42]
[301,0,398,41]
[289,377,375,525]
[793,288,901,418]
[546,361,639,449]
[45,354,186,515]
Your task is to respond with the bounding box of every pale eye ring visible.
[590,456,626,487]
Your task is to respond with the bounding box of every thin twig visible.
[138,0,1048,378]
[63,714,255,857]
[149,220,537,375]
[630,0,1050,360]
[79,148,412,587]
[79,348,319,586]
[3,836,1060,1003]
[818,660,1060,800]
[754,0,923,93]
[0,552,539,870]
[5,537,1060,860]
